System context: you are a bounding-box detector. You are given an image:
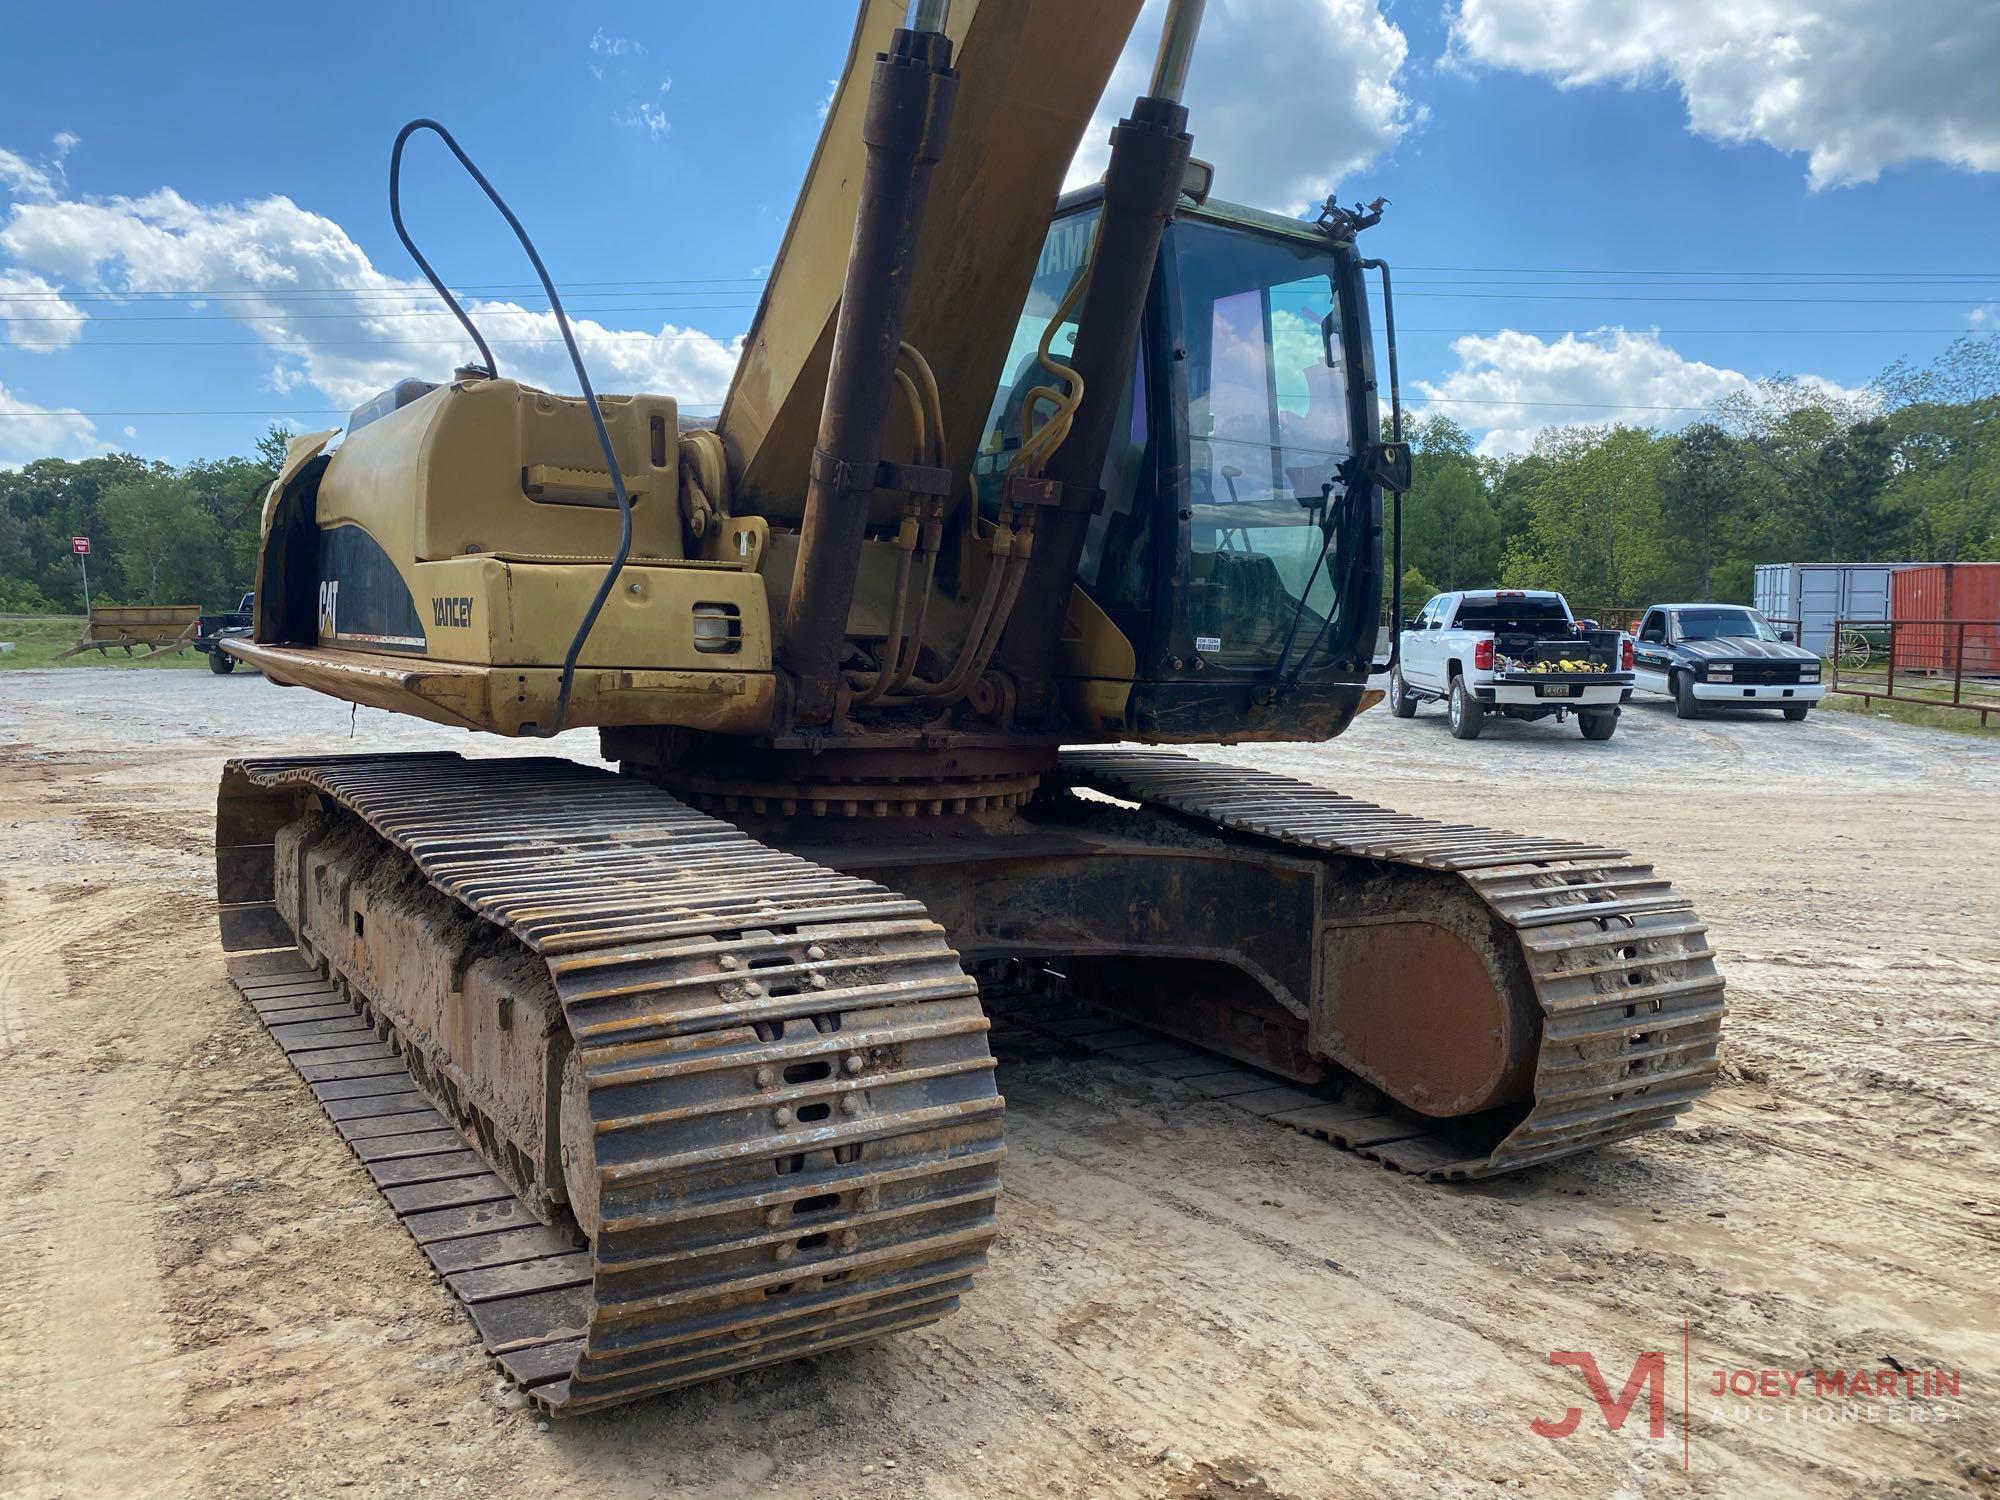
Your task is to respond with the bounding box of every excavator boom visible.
[721,0,1145,507]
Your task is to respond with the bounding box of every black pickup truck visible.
[194,592,254,674]
[1631,602,1825,720]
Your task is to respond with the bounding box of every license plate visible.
[1535,683,1581,698]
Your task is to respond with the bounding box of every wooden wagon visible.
[54,604,203,660]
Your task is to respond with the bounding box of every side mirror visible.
[1401,618,1419,634]
[1364,441,1412,494]
[1780,629,1795,643]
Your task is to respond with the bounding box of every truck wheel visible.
[1448,677,1484,740]
[1782,703,1810,721]
[1579,711,1618,741]
[1673,671,1700,719]
[1388,664,1418,718]
[208,651,236,675]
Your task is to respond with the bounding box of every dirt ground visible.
[1,670,1994,1500]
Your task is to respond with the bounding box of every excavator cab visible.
[978,190,1388,738]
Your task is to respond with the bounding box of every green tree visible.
[1401,414,1499,589]
[0,430,283,612]
[255,423,292,473]
[1716,377,1907,561]
[0,452,159,608]
[1484,449,1550,560]
[1396,563,1437,616]
[183,453,277,594]
[1877,338,2000,561]
[1502,425,1672,608]
[101,474,222,604]
[1661,423,1750,599]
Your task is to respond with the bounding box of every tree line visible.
[1397,336,2000,614]
[4,335,1997,618]
[0,425,289,613]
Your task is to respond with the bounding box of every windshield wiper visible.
[1267,489,1339,686]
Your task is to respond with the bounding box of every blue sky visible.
[2,0,1997,466]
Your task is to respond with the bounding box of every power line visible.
[0,408,351,417]
[1410,397,1731,414]
[1401,328,1995,337]
[0,395,1762,420]
[1395,279,2000,290]
[10,326,1992,350]
[2,333,750,348]
[17,293,2000,327]
[1391,293,1998,305]
[0,403,725,418]
[6,278,1995,303]
[1398,264,2000,277]
[0,277,768,301]
[1,303,762,324]
[2,266,1994,300]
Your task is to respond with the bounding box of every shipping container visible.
[1889,563,2000,673]
[1753,562,1920,653]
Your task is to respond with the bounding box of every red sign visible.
[71,536,90,555]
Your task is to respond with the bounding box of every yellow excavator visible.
[214,0,1723,1415]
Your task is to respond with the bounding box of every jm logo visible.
[1531,1351,1668,1440]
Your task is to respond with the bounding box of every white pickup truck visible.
[1389,589,1635,740]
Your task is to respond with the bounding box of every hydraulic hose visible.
[388,119,632,738]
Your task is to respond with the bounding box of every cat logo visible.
[317,579,339,636]
[431,596,474,628]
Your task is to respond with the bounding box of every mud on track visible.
[1,671,1994,1499]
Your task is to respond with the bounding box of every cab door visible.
[1401,595,1446,690]
[1633,608,1672,693]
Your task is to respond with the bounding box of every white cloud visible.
[0,379,96,462]
[619,101,670,140]
[816,79,838,124]
[0,182,743,415]
[1415,327,1766,457]
[1448,0,2000,189]
[0,149,58,203]
[0,132,80,202]
[1067,0,1417,214]
[0,269,85,350]
[589,28,644,58]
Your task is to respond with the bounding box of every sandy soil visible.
[0,670,1994,1500]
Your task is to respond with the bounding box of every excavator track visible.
[1043,750,1726,1180]
[216,753,1004,1416]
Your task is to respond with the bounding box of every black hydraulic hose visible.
[388,119,631,738]
[389,122,499,379]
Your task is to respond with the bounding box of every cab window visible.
[1639,610,1666,643]
[1178,220,1355,670]
[976,209,1151,624]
